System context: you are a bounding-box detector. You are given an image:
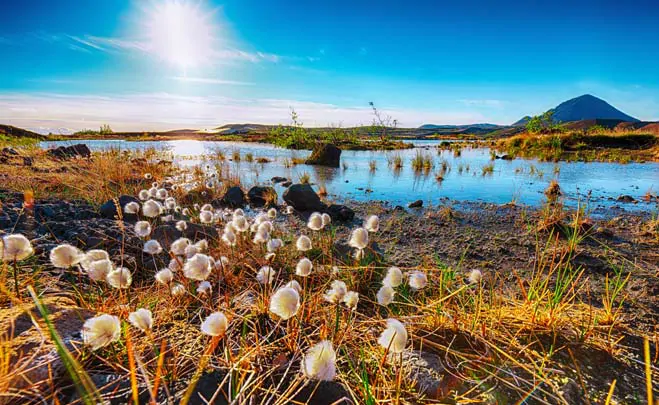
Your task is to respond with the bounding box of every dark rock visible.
[292,381,351,404]
[394,205,405,211]
[495,154,513,160]
[221,186,246,207]
[247,186,277,207]
[271,176,288,184]
[281,180,292,187]
[282,184,325,212]
[400,350,453,400]
[616,195,636,203]
[152,223,218,246]
[184,371,231,405]
[305,143,342,167]
[409,200,423,208]
[99,195,140,220]
[22,156,33,166]
[326,204,355,222]
[2,147,19,156]
[46,143,91,160]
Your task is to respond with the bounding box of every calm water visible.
[41,139,659,211]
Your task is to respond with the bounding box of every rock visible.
[152,223,218,246]
[99,195,140,220]
[495,154,513,160]
[46,143,91,160]
[282,184,326,212]
[281,180,292,187]
[271,176,288,184]
[221,186,246,208]
[409,200,423,208]
[22,156,33,166]
[0,297,95,402]
[247,186,277,207]
[394,205,405,211]
[400,350,455,400]
[1,147,19,155]
[292,381,351,404]
[304,143,342,167]
[616,195,636,203]
[326,204,355,222]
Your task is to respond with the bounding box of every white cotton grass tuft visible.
[256,266,275,284]
[80,249,109,271]
[176,220,188,232]
[134,221,152,238]
[142,199,163,218]
[222,230,237,246]
[267,208,277,219]
[321,213,332,227]
[49,244,83,268]
[348,227,369,250]
[138,189,150,201]
[269,287,301,320]
[124,201,140,214]
[86,259,113,281]
[284,206,294,215]
[378,318,408,353]
[342,291,359,310]
[307,212,324,231]
[169,238,191,256]
[231,216,249,232]
[199,210,213,224]
[382,267,403,288]
[183,253,212,281]
[468,269,483,284]
[106,267,132,289]
[148,187,158,198]
[82,314,121,351]
[155,268,174,285]
[252,230,270,244]
[156,188,168,200]
[267,238,283,252]
[164,197,176,210]
[144,173,152,179]
[201,203,213,212]
[1,234,34,262]
[296,235,312,252]
[302,340,336,381]
[168,258,182,272]
[407,271,428,290]
[143,240,163,255]
[200,312,228,336]
[128,308,153,332]
[295,257,313,277]
[364,215,380,232]
[285,280,303,293]
[376,285,395,306]
[324,280,348,303]
[196,281,212,295]
[170,283,186,296]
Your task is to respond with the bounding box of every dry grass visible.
[0,150,656,404]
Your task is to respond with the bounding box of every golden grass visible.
[0,150,655,404]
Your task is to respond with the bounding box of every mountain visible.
[513,94,639,126]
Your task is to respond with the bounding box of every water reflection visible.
[40,139,659,210]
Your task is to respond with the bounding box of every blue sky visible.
[1,0,658,133]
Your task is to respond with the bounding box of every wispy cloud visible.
[0,92,487,133]
[171,76,254,86]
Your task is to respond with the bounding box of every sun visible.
[142,0,219,72]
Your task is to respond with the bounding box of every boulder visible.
[304,143,341,167]
[247,186,277,207]
[271,176,288,184]
[282,184,325,212]
[326,204,355,222]
[221,186,246,208]
[0,297,94,403]
[399,350,456,400]
[409,200,423,208]
[99,195,140,220]
[1,147,19,156]
[46,143,91,160]
[616,195,636,203]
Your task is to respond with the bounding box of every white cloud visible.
[0,93,487,133]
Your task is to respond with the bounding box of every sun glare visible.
[142,0,219,72]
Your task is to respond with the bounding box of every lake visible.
[41,139,659,212]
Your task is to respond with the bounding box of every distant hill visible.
[419,123,501,130]
[417,123,504,135]
[0,124,47,140]
[513,94,639,126]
